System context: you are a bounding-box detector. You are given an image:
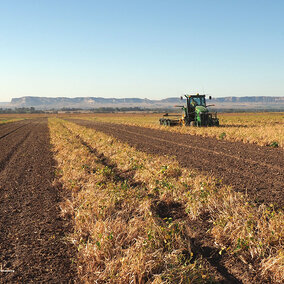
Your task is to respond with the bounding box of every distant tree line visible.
[1,106,283,114]
[55,107,284,113]
[0,107,44,114]
[56,107,177,113]
[90,107,176,113]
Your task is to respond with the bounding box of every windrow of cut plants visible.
[49,118,283,283]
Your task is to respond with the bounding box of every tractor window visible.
[191,97,206,106]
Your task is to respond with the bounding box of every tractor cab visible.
[188,95,206,107]
[182,94,208,125]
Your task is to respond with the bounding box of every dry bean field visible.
[0,113,283,283]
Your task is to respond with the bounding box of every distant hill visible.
[211,96,284,110]
[0,96,283,110]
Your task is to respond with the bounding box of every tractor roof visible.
[186,94,206,98]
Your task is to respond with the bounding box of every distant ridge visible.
[0,96,283,110]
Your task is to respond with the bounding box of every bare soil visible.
[68,119,284,208]
[0,119,76,283]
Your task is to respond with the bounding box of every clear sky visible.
[0,0,283,101]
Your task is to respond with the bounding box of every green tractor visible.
[159,94,219,127]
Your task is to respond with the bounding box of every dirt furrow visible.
[0,130,32,172]
[0,118,75,282]
[0,120,31,140]
[68,119,284,207]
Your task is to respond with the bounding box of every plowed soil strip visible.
[0,120,31,140]
[0,118,75,282]
[68,119,284,208]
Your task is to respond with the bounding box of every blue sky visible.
[0,0,283,101]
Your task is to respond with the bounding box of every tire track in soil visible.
[0,122,33,173]
[68,119,284,208]
[0,120,31,140]
[0,118,76,283]
[0,130,32,172]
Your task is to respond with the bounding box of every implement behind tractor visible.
[159,94,219,127]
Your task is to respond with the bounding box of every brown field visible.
[0,113,283,283]
[0,119,75,282]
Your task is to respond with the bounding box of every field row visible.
[49,118,283,283]
[70,112,284,148]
